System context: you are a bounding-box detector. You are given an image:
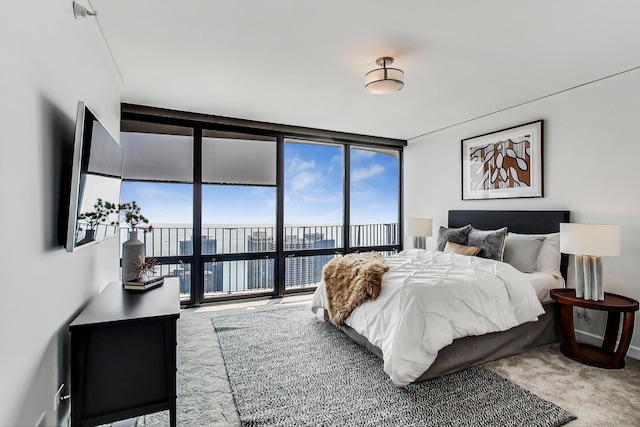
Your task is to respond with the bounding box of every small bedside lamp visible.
[560,223,620,301]
[405,218,433,250]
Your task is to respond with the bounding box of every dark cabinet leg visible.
[70,331,87,427]
[170,409,177,427]
[164,320,178,427]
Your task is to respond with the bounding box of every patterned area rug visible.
[213,305,576,427]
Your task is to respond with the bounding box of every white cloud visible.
[290,170,317,192]
[288,157,315,174]
[351,164,385,182]
[351,149,377,161]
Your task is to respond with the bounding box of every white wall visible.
[405,69,640,358]
[0,1,121,425]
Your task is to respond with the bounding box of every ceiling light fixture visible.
[73,1,97,19]
[364,57,404,95]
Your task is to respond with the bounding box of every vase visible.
[77,229,96,246]
[122,230,145,282]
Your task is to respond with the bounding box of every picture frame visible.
[461,120,543,201]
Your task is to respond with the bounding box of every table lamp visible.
[405,218,433,250]
[560,223,620,301]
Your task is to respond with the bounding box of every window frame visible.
[121,104,406,306]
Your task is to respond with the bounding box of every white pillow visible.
[503,234,544,273]
[510,232,561,277]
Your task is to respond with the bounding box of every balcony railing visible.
[120,223,398,298]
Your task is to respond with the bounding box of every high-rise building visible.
[282,235,311,287]
[179,235,218,256]
[168,265,190,296]
[246,231,336,289]
[178,236,223,293]
[309,235,335,284]
[247,231,275,290]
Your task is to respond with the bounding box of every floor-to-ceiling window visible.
[120,122,194,302]
[349,147,400,249]
[120,105,405,305]
[201,131,278,300]
[283,141,344,290]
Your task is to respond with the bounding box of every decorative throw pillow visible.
[444,241,482,257]
[467,227,508,261]
[435,224,472,251]
[503,234,545,273]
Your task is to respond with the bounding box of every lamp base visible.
[575,255,603,301]
[413,236,426,250]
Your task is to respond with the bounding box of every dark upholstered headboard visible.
[448,210,570,280]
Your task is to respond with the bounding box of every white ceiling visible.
[90,0,640,141]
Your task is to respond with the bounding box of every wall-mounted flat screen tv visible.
[66,101,124,251]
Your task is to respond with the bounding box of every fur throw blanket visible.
[323,252,390,327]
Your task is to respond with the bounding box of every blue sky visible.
[121,142,398,225]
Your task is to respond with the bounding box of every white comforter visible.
[310,249,544,386]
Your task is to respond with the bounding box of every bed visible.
[310,210,570,386]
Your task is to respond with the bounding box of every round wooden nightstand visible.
[550,288,639,369]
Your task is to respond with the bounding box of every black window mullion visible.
[193,127,203,305]
[343,145,350,255]
[276,133,285,296]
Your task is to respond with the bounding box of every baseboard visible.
[575,329,640,360]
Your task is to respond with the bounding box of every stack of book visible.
[124,276,164,291]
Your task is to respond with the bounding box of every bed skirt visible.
[325,302,559,382]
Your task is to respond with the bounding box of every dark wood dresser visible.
[69,280,180,427]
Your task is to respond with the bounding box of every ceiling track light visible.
[364,56,404,95]
[73,1,98,19]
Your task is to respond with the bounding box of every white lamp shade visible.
[364,68,404,94]
[560,223,620,256]
[405,218,433,237]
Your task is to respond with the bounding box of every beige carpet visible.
[487,344,640,426]
[132,296,640,426]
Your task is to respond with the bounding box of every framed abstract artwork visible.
[461,120,543,200]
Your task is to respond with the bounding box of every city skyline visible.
[124,222,398,257]
[158,229,340,295]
